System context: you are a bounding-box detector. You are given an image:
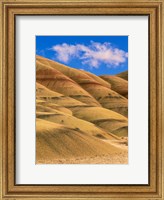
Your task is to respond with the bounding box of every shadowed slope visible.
[70,106,128,136]
[83,70,111,88]
[100,75,128,98]
[79,82,128,117]
[36,102,72,115]
[117,70,128,81]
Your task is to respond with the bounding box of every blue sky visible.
[36,36,128,75]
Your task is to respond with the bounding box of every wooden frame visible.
[0,0,164,199]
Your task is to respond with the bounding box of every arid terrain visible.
[36,55,128,164]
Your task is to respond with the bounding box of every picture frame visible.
[0,0,163,199]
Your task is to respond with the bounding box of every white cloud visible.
[51,41,128,68]
[52,43,78,62]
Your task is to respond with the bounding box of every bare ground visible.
[37,139,128,164]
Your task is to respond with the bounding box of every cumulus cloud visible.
[51,41,128,68]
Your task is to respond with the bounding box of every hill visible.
[100,75,128,98]
[36,59,100,107]
[117,70,128,81]
[36,55,128,164]
[36,119,125,164]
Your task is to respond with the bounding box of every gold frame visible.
[0,0,164,199]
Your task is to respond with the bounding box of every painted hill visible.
[100,75,128,98]
[36,59,100,107]
[36,119,123,163]
[117,70,128,81]
[36,55,128,164]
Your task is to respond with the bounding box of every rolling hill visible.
[36,55,128,164]
[100,75,128,98]
[117,70,128,81]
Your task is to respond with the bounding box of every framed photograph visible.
[0,0,163,199]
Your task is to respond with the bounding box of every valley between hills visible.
[36,55,128,164]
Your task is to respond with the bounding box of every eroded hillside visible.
[36,55,128,164]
